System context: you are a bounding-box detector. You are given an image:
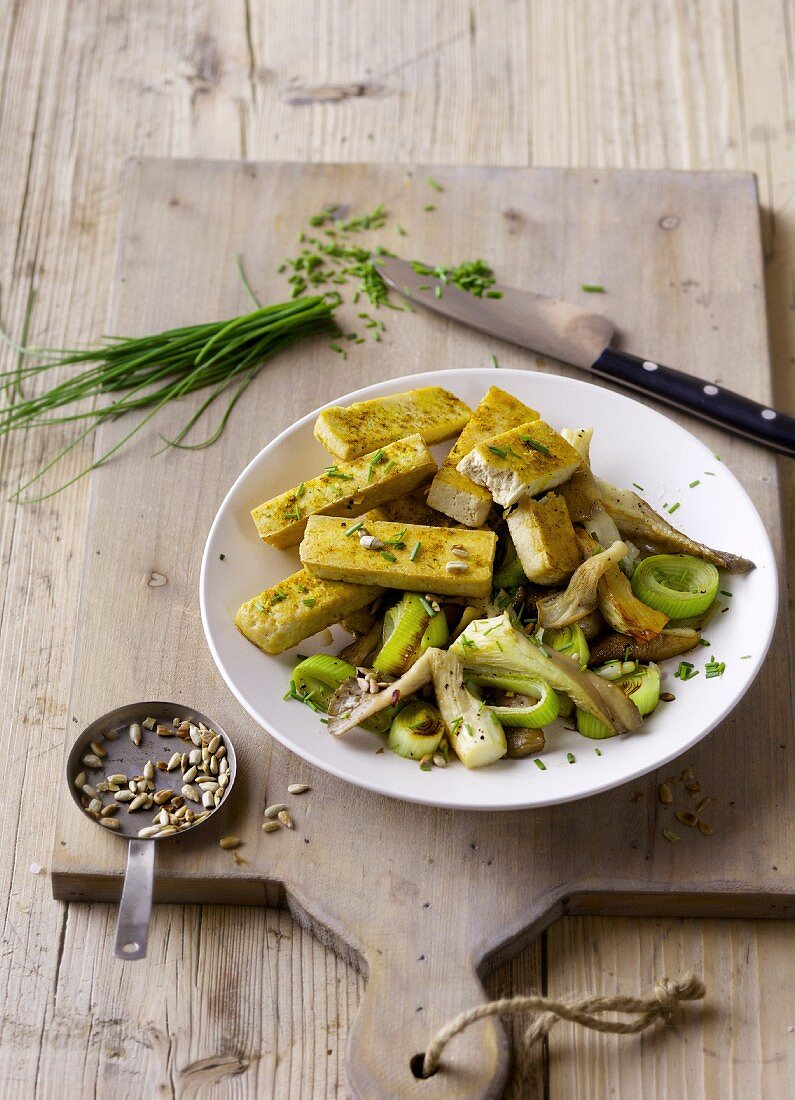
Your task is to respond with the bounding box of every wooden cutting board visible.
[51,160,794,1099]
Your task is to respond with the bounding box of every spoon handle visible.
[115,839,156,960]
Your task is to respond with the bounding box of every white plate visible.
[200,368,777,811]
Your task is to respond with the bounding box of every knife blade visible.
[376,256,795,458]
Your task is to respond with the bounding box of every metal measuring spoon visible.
[66,701,237,960]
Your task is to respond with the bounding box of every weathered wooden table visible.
[1,3,794,1097]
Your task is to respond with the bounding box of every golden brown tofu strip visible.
[251,434,437,549]
[300,516,496,597]
[235,569,381,655]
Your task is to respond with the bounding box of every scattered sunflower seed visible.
[432,752,447,768]
[262,820,281,833]
[288,783,311,795]
[445,560,469,574]
[277,809,294,829]
[74,771,86,789]
[182,784,200,802]
[662,828,680,843]
[697,820,714,836]
[81,783,98,800]
[157,826,179,837]
[142,717,156,731]
[675,810,698,827]
[265,803,287,819]
[82,753,103,769]
[103,728,119,740]
[88,798,102,814]
[219,836,241,850]
[138,825,161,838]
[129,723,142,746]
[657,782,674,805]
[100,804,119,818]
[183,765,198,783]
[89,740,107,758]
[153,789,174,805]
[115,790,134,803]
[99,818,120,830]
[107,774,127,785]
[128,794,147,812]
[143,761,154,780]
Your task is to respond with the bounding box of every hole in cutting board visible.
[410,1052,437,1079]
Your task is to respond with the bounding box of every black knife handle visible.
[592,347,795,458]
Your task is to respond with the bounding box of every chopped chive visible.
[419,596,435,616]
[424,204,436,212]
[329,343,347,358]
[632,482,644,491]
[325,465,354,479]
[488,444,508,458]
[410,540,421,561]
[704,470,716,476]
[594,747,602,756]
[667,502,681,514]
[699,638,710,646]
[435,286,443,299]
[521,435,551,455]
[689,479,700,488]
[427,176,443,192]
[380,550,397,563]
[485,290,503,299]
[302,597,316,607]
[295,482,305,498]
[580,284,605,292]
[417,284,430,291]
[490,354,499,368]
[396,224,407,236]
[273,589,287,601]
[740,654,751,659]
[720,590,732,597]
[344,520,365,538]
[253,599,265,612]
[533,758,546,771]
[450,716,463,734]
[566,752,575,764]
[284,508,301,520]
[383,459,395,474]
[219,553,225,561]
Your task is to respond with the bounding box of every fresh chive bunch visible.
[0,289,337,502]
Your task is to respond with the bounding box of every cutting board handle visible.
[345,940,509,1099]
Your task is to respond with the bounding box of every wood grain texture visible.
[0,2,793,1098]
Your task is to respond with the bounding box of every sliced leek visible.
[420,608,449,651]
[293,654,397,733]
[493,532,527,589]
[465,672,559,729]
[576,662,661,739]
[631,554,719,619]
[374,593,432,676]
[538,624,589,670]
[388,700,446,759]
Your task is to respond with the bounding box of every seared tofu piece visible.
[299,516,497,597]
[365,485,454,528]
[235,569,381,655]
[427,386,539,527]
[251,434,437,549]
[457,420,581,507]
[506,492,582,584]
[314,386,471,460]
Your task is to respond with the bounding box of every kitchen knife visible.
[375,256,795,458]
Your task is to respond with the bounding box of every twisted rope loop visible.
[421,972,706,1078]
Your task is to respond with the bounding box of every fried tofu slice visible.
[427,386,539,527]
[506,492,582,584]
[235,569,381,655]
[314,386,471,460]
[456,420,581,507]
[364,485,454,527]
[299,516,497,597]
[251,434,437,549]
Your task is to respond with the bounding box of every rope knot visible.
[654,972,707,1017]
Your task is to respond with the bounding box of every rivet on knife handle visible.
[592,348,795,458]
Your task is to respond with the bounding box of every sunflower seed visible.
[262,820,280,833]
[277,810,294,829]
[153,789,174,805]
[201,791,214,809]
[287,783,311,795]
[696,796,714,813]
[264,803,286,819]
[156,724,171,737]
[657,782,674,805]
[662,828,680,843]
[81,784,98,800]
[419,753,434,769]
[432,752,447,768]
[138,826,161,838]
[445,561,469,574]
[157,826,179,837]
[189,725,202,746]
[74,771,87,789]
[173,805,188,820]
[208,735,221,754]
[128,794,147,812]
[181,784,200,802]
[99,818,121,830]
[188,748,202,765]
[143,717,157,731]
[143,761,154,780]
[107,774,127,785]
[98,781,112,792]
[219,758,229,774]
[136,780,148,794]
[218,773,229,788]
[210,756,219,776]
[158,809,170,827]
[166,753,181,771]
[100,804,119,817]
[103,728,119,740]
[128,780,138,792]
[88,798,102,814]
[115,790,134,802]
[450,545,469,559]
[219,836,241,850]
[130,723,142,745]
[178,721,191,733]
[675,810,698,827]
[82,753,103,769]
[214,790,223,806]
[200,730,213,746]
[659,692,676,702]
[89,740,107,758]
[183,765,198,783]
[215,745,227,759]
[359,534,384,550]
[697,820,714,836]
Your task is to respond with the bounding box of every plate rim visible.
[200,367,779,811]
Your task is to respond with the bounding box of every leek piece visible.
[388,700,445,759]
[493,532,527,589]
[538,624,589,670]
[374,593,431,676]
[451,605,483,642]
[631,554,719,618]
[485,678,559,728]
[292,654,396,733]
[420,609,449,652]
[576,662,661,739]
[427,649,507,768]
